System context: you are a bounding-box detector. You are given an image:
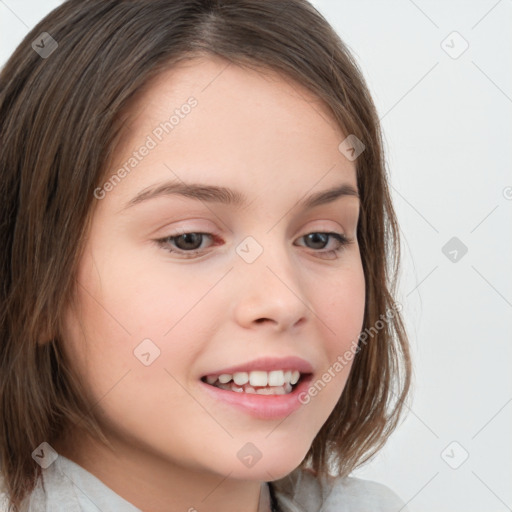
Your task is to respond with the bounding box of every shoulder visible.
[0,473,9,511]
[322,473,411,512]
[272,468,411,512]
[0,471,24,512]
[0,496,9,512]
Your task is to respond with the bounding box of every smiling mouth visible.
[200,369,309,395]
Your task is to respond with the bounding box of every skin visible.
[54,55,366,512]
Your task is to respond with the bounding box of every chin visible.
[218,446,310,482]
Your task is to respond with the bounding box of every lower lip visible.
[198,375,313,420]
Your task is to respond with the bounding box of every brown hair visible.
[0,0,412,509]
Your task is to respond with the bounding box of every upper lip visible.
[201,356,314,377]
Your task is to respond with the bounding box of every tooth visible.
[256,387,272,395]
[213,380,295,395]
[233,372,249,385]
[213,369,303,391]
[268,370,285,387]
[249,371,268,387]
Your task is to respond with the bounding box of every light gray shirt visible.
[1,454,411,511]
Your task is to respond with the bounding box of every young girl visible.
[0,1,413,511]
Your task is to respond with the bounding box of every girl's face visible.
[60,56,365,486]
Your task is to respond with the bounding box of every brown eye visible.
[155,232,215,258]
[171,233,205,251]
[303,233,330,250]
[296,232,352,259]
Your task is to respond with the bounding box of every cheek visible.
[318,259,366,348]
[61,243,217,397]
[87,235,215,334]
[60,249,233,462]
[305,259,365,408]
[60,263,204,443]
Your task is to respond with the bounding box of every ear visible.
[36,321,58,346]
[37,336,57,346]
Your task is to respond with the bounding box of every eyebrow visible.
[121,180,359,211]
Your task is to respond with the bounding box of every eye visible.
[155,232,216,258]
[294,232,353,259]
[154,231,353,259]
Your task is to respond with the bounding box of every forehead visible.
[128,55,341,130]
[106,55,357,208]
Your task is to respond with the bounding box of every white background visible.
[1,1,511,511]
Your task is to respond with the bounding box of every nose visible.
[232,237,310,332]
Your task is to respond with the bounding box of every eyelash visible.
[154,231,353,260]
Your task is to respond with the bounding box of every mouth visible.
[198,356,314,419]
[200,369,310,396]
